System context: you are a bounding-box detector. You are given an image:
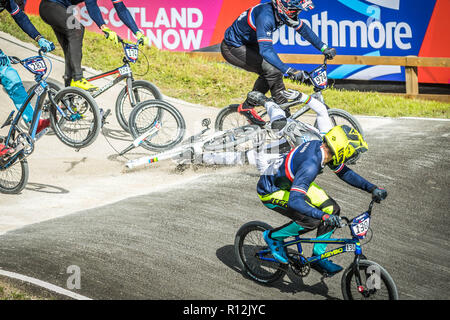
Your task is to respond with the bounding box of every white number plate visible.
[126,48,138,60]
[28,60,46,72]
[314,71,327,86]
[352,217,370,238]
[34,84,45,96]
[119,66,132,76]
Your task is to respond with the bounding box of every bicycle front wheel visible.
[234,221,287,284]
[128,100,185,151]
[50,87,101,149]
[0,155,29,194]
[115,80,163,132]
[341,259,399,300]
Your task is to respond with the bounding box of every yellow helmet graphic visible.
[324,125,368,166]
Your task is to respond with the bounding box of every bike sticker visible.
[34,84,45,96]
[118,66,132,76]
[346,243,356,252]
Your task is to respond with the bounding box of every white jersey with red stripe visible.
[257,140,376,220]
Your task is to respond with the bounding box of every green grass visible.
[1,14,449,118]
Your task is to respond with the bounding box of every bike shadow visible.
[101,126,132,143]
[216,244,339,300]
[25,182,69,194]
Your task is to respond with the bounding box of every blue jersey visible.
[47,0,139,34]
[224,2,326,74]
[257,140,376,220]
[0,0,40,40]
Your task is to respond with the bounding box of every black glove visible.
[322,214,341,228]
[372,187,387,203]
[286,68,307,82]
[322,47,336,60]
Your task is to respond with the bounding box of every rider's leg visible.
[0,65,35,123]
[304,95,333,134]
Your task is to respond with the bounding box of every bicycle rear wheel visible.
[234,221,287,284]
[116,80,163,133]
[0,155,29,194]
[50,87,101,149]
[202,125,261,152]
[341,259,399,300]
[128,100,185,151]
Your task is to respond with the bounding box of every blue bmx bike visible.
[234,200,399,300]
[0,49,100,194]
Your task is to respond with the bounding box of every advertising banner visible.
[23,0,449,84]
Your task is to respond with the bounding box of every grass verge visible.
[0,14,448,118]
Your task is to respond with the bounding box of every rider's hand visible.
[322,47,336,60]
[372,187,387,203]
[322,214,341,228]
[136,31,149,46]
[286,68,307,83]
[37,37,55,53]
[0,50,11,67]
[102,26,119,45]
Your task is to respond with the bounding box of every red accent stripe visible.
[257,39,272,42]
[291,187,307,194]
[284,147,297,182]
[247,8,256,31]
[11,7,20,15]
[295,20,304,30]
[334,164,345,173]
[87,70,119,81]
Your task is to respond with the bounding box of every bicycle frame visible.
[85,38,138,104]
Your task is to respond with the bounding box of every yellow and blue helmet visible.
[324,125,368,166]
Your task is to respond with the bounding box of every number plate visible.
[351,212,370,239]
[118,66,132,76]
[24,57,47,75]
[313,70,327,87]
[124,43,139,63]
[34,84,45,96]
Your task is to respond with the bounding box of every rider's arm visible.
[111,0,140,34]
[6,0,40,41]
[295,21,328,52]
[254,13,290,73]
[288,161,326,220]
[331,164,377,193]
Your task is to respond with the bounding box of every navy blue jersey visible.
[257,140,376,220]
[0,0,40,40]
[47,0,139,34]
[224,2,326,74]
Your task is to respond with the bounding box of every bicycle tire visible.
[203,125,261,152]
[115,80,163,132]
[49,87,101,149]
[0,155,29,194]
[128,99,185,151]
[341,259,399,300]
[235,221,287,284]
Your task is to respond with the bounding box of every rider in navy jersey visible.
[257,125,387,275]
[1,0,55,156]
[39,0,149,90]
[221,0,336,126]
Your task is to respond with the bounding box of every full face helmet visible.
[272,0,315,27]
[324,125,368,166]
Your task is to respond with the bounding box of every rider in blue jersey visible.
[221,0,336,126]
[39,0,149,90]
[1,0,55,156]
[257,125,387,275]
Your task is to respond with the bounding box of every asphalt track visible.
[0,32,449,300]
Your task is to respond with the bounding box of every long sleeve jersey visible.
[257,140,376,220]
[224,2,326,74]
[0,0,40,40]
[47,0,139,34]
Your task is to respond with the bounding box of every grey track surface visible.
[0,118,449,300]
